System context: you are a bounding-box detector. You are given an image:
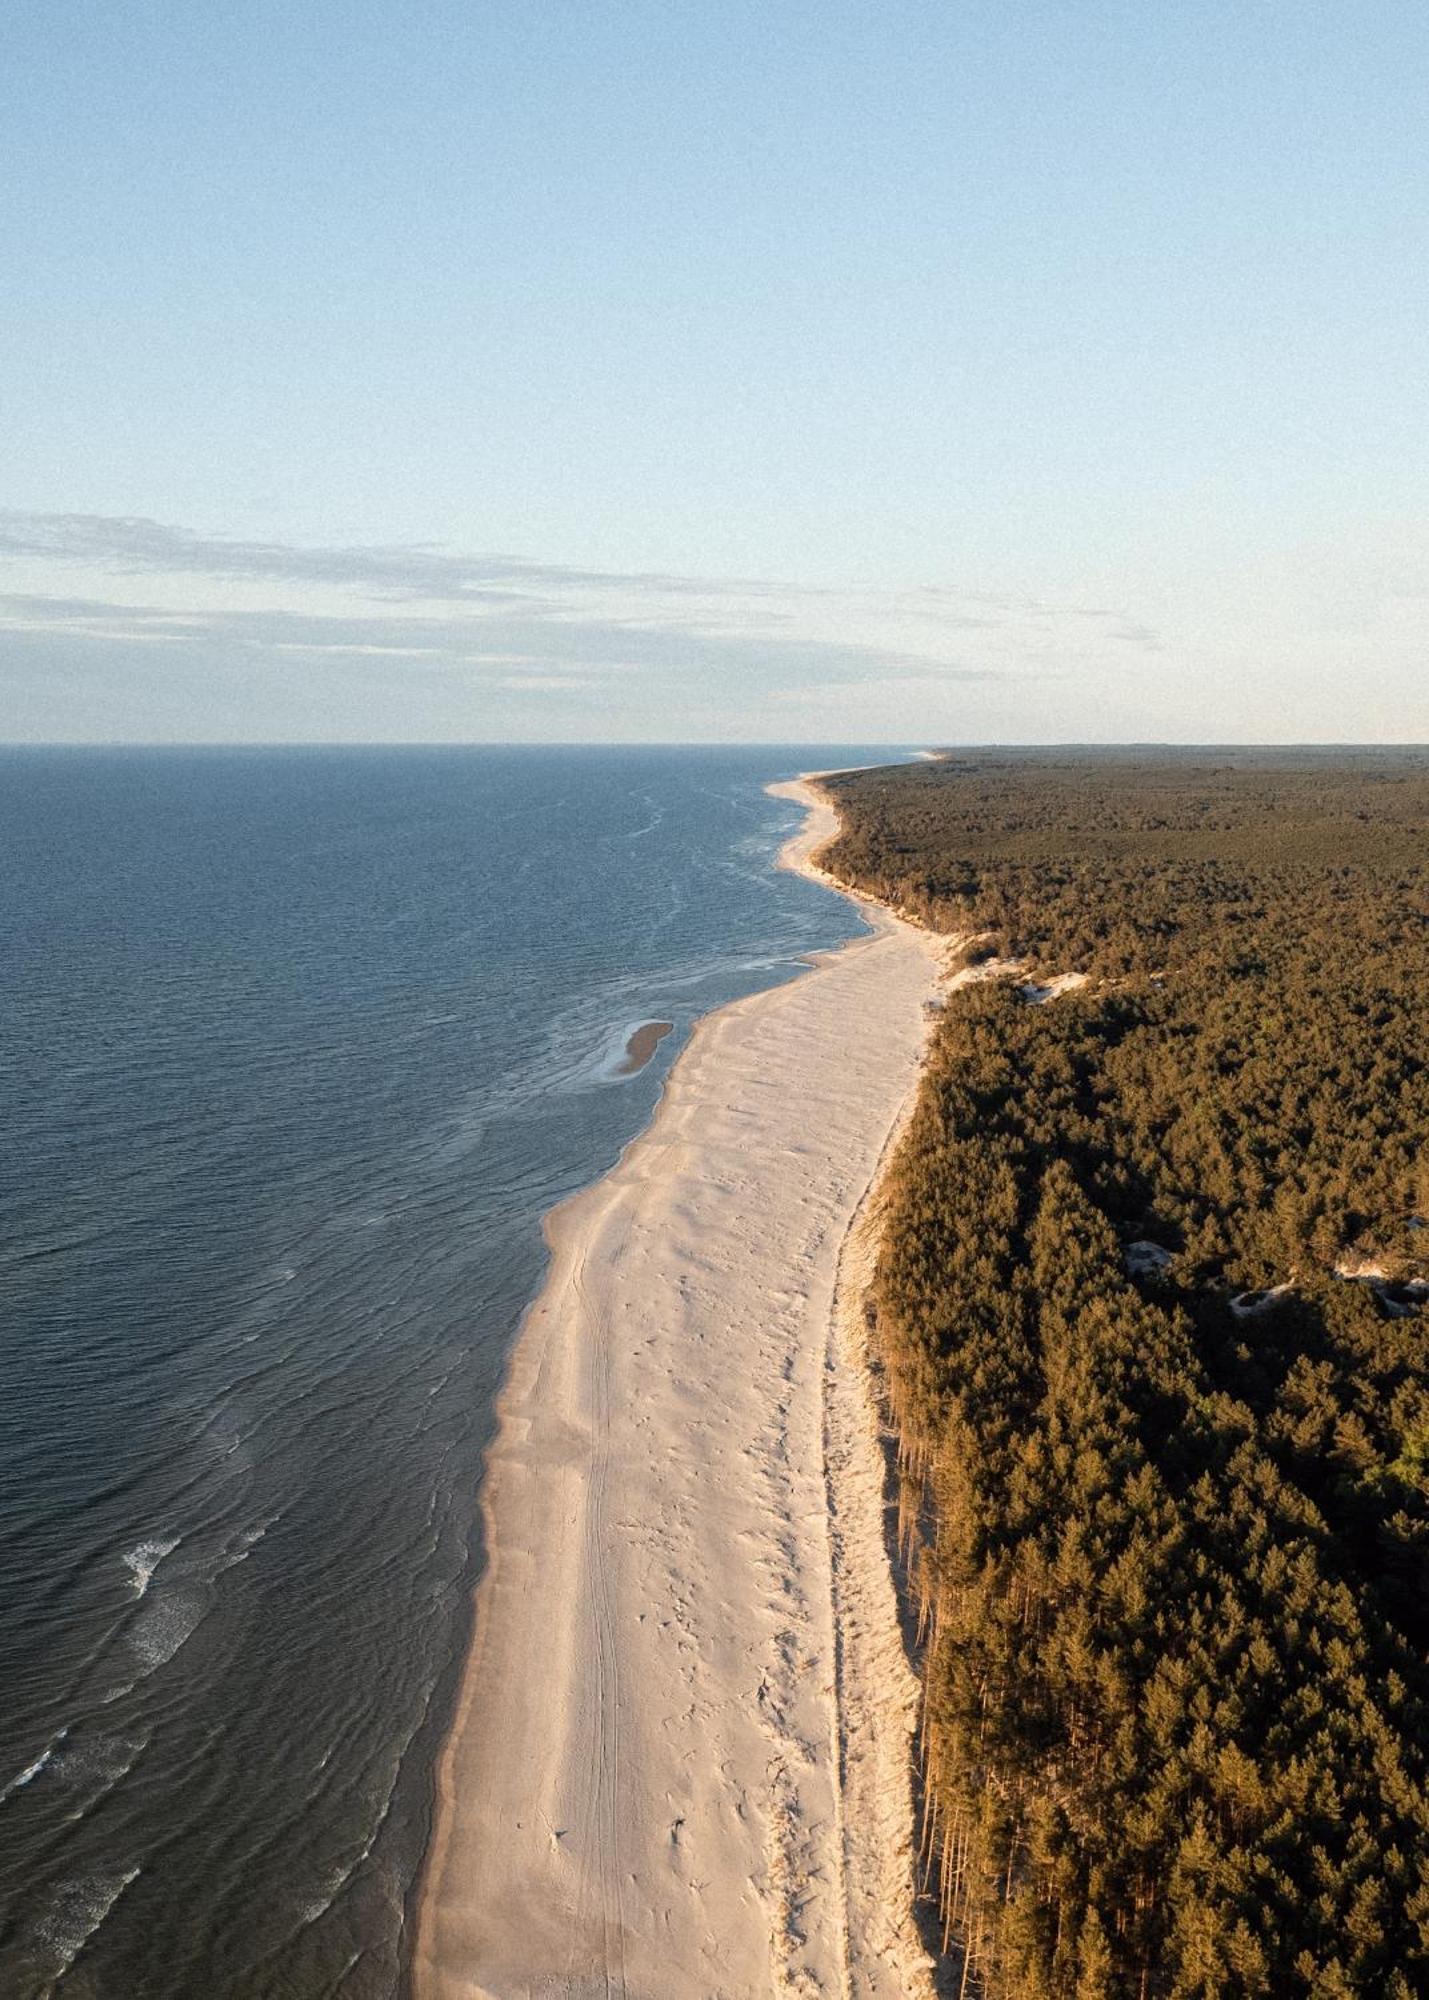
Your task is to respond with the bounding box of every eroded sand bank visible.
[414,777,941,2000]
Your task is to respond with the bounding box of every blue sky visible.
[3,1,1427,741]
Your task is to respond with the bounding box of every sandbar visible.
[413,775,941,1999]
[616,1020,675,1076]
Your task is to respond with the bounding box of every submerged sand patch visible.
[616,1020,674,1076]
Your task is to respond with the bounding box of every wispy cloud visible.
[0,512,786,604]
[0,588,995,688]
[0,510,1169,740]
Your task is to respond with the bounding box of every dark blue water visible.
[0,746,896,1999]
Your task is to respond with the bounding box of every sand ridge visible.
[413,775,941,1999]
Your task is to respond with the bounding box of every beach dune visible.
[413,779,939,1999]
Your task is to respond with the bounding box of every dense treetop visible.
[820,752,1429,1998]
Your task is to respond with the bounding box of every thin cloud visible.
[0,512,1183,739]
[0,589,994,690]
[1109,621,1165,652]
[0,512,790,604]
[770,670,1010,704]
[0,512,1161,646]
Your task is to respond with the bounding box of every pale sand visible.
[413,776,942,2000]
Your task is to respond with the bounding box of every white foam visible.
[52,1729,149,1800]
[128,1585,208,1670]
[34,1865,141,1980]
[0,1726,68,1805]
[298,1812,389,1927]
[121,1536,180,1599]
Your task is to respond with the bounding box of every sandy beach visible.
[413,776,942,2000]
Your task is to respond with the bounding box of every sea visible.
[0,745,900,1999]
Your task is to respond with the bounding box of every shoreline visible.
[412,773,942,1998]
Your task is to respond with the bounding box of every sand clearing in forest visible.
[413,776,941,2000]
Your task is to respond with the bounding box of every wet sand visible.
[413,776,941,1999]
[616,1020,674,1076]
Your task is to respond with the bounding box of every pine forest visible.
[820,751,1429,1998]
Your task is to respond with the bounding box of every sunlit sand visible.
[414,778,941,1999]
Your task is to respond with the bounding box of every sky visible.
[3,1,1427,743]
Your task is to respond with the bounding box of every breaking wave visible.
[0,1727,68,1806]
[122,1536,180,1599]
[30,1866,142,1985]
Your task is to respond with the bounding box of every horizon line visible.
[2,738,1428,754]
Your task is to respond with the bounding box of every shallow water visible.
[0,745,894,1998]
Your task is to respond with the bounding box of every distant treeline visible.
[820,754,1429,1998]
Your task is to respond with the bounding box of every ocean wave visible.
[122,1536,180,1599]
[0,1727,68,1806]
[214,1516,276,1576]
[128,1584,209,1672]
[298,1841,374,1929]
[625,801,666,841]
[52,1728,149,1804]
[110,1515,269,1686]
[31,1864,141,1984]
[97,1556,225,1703]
